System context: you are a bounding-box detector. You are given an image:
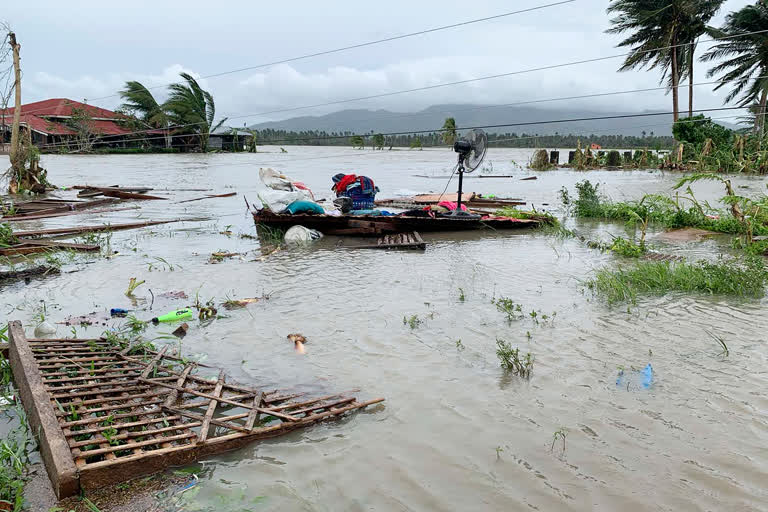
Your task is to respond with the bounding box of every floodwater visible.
[2,147,768,511]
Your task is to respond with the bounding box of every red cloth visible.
[333,174,358,195]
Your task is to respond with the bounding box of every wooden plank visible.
[1,205,139,222]
[244,391,264,430]
[77,432,197,457]
[163,406,253,434]
[6,321,80,498]
[199,370,225,442]
[142,379,299,422]
[13,218,205,238]
[101,190,167,201]
[68,422,201,449]
[177,192,237,204]
[163,364,194,409]
[139,346,169,380]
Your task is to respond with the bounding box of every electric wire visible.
[13,27,768,143]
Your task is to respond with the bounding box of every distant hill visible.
[248,104,740,137]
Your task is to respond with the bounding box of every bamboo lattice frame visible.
[6,321,383,498]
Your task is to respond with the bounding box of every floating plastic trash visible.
[151,309,193,324]
[616,363,653,390]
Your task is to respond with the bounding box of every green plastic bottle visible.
[151,309,193,323]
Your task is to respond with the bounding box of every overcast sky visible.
[2,0,754,126]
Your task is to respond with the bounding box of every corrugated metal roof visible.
[0,99,139,137]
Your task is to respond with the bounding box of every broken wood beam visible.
[140,378,299,422]
[0,241,100,256]
[1,205,139,222]
[177,192,237,204]
[13,218,207,239]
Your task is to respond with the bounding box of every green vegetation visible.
[702,2,768,135]
[403,314,423,329]
[0,223,18,247]
[588,256,768,303]
[494,206,557,225]
[609,237,647,258]
[493,297,523,321]
[119,72,226,152]
[441,117,457,146]
[708,330,729,356]
[529,149,554,170]
[495,339,533,377]
[1,356,32,510]
[350,135,365,149]
[606,0,723,121]
[563,178,768,248]
[551,428,568,455]
[372,133,385,150]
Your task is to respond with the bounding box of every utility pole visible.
[8,31,22,193]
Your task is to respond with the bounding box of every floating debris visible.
[5,322,383,498]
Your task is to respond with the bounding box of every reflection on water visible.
[2,147,767,511]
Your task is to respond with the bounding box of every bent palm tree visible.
[677,0,724,116]
[164,73,227,152]
[606,0,703,121]
[118,81,171,148]
[702,2,768,135]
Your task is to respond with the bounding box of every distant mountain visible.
[248,104,740,137]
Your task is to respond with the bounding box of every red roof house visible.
[0,98,149,150]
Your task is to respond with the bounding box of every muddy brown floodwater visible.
[2,147,767,511]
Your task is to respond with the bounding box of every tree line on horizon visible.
[248,126,675,150]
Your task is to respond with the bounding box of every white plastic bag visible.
[259,167,293,191]
[284,225,323,243]
[257,189,307,212]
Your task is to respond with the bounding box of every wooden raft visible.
[352,231,426,250]
[6,321,384,498]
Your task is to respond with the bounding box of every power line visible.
[240,76,766,132]
[31,75,760,151]
[220,28,768,121]
[24,29,768,149]
[2,1,573,121]
[82,1,575,103]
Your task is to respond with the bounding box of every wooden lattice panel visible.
[7,321,384,497]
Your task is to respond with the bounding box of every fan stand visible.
[447,152,480,218]
[457,153,467,211]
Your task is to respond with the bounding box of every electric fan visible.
[449,128,487,216]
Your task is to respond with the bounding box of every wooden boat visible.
[253,209,545,236]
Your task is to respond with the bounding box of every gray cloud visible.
[5,0,755,126]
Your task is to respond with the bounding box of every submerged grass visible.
[1,356,33,510]
[495,339,533,377]
[588,256,768,303]
[563,178,768,238]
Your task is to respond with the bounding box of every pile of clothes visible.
[331,173,379,210]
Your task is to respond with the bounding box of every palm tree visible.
[441,117,457,146]
[164,73,227,152]
[606,0,705,122]
[702,2,768,135]
[118,81,171,148]
[675,1,725,117]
